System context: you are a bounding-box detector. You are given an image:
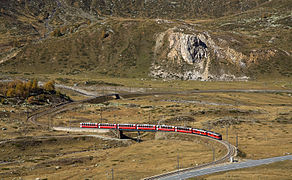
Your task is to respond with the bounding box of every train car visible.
[207,131,222,140]
[156,125,175,132]
[136,124,156,131]
[192,128,201,135]
[99,123,117,129]
[117,124,137,131]
[214,133,222,140]
[176,126,192,133]
[198,129,207,136]
[80,122,98,128]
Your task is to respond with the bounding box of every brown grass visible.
[1,78,292,179]
[199,160,292,180]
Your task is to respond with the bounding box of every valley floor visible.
[0,77,292,179]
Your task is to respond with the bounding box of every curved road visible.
[158,155,292,180]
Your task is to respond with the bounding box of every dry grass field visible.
[199,160,292,180]
[49,91,292,160]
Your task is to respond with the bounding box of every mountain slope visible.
[0,0,291,80]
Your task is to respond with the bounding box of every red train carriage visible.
[136,124,156,131]
[198,129,207,136]
[214,133,222,140]
[192,128,201,135]
[176,126,192,133]
[117,124,137,130]
[207,131,222,140]
[80,123,98,128]
[99,123,117,129]
[156,125,175,132]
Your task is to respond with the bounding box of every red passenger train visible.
[80,123,222,140]
[137,124,156,131]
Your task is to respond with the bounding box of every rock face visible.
[151,28,250,81]
[168,33,208,65]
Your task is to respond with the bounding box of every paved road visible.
[189,89,292,94]
[159,155,292,180]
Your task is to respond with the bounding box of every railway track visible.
[143,137,236,180]
[27,96,98,127]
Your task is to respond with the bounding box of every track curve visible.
[143,137,236,180]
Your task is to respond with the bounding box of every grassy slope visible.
[64,0,268,19]
[0,19,166,78]
[201,0,292,78]
[0,0,291,80]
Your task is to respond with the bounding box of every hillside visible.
[0,0,291,80]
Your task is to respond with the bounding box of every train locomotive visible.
[80,123,222,140]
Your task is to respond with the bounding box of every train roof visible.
[176,126,192,129]
[137,124,155,126]
[99,123,116,125]
[157,124,174,127]
[208,131,222,136]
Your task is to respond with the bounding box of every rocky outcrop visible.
[151,28,251,81]
[168,33,208,65]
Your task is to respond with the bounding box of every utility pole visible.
[26,111,29,122]
[177,154,180,170]
[236,101,239,122]
[25,103,30,122]
[100,107,103,123]
[137,131,141,143]
[48,116,52,130]
[226,125,228,142]
[236,100,239,149]
[236,132,238,148]
[111,168,114,180]
[149,111,151,123]
[212,146,215,161]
